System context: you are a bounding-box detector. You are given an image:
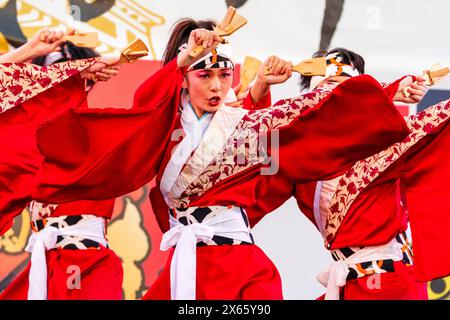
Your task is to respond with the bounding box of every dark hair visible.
[162,18,216,66]
[32,41,99,65]
[299,47,365,92]
[32,41,100,89]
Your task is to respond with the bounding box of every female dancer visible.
[0,29,124,299]
[295,48,450,300]
[32,20,409,299]
[250,48,448,300]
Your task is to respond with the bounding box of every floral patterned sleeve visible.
[242,87,331,131]
[0,58,99,114]
[326,98,450,244]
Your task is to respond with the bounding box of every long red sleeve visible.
[0,59,98,113]
[33,73,409,218]
[400,115,450,281]
[242,90,271,110]
[181,75,410,216]
[33,59,184,203]
[0,75,87,234]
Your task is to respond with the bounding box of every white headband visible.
[179,43,235,71]
[43,51,64,66]
[309,52,360,91]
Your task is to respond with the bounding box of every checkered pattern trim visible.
[30,215,108,250]
[170,206,254,246]
[331,232,414,280]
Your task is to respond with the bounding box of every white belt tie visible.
[25,216,107,300]
[317,237,404,300]
[160,206,252,300]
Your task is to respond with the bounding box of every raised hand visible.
[258,55,293,85]
[395,75,427,104]
[0,28,69,63]
[26,29,66,58]
[80,56,121,82]
[248,55,293,105]
[177,29,222,68]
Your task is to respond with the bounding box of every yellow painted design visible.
[3,0,166,59]
[17,2,64,41]
[0,32,9,53]
[0,209,31,254]
[88,16,117,38]
[428,276,450,300]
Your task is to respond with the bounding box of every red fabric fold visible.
[242,90,272,110]
[383,75,415,100]
[331,100,450,281]
[300,99,450,282]
[330,162,405,249]
[51,199,115,218]
[274,75,409,183]
[0,76,87,233]
[400,120,450,281]
[143,245,282,300]
[34,59,184,202]
[33,70,409,212]
[0,248,123,300]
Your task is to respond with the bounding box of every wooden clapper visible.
[240,56,328,95]
[119,38,150,64]
[39,32,101,48]
[238,56,261,96]
[189,6,247,58]
[403,63,449,98]
[265,57,327,76]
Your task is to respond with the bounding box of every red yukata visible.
[295,90,450,299]
[0,60,122,300]
[0,59,98,233]
[244,77,447,300]
[31,59,409,300]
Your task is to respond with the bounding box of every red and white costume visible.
[30,48,409,300]
[250,74,449,299]
[0,60,122,300]
[302,96,450,300]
